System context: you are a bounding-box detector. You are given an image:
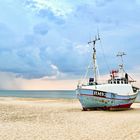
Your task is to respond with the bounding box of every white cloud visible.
[75,44,90,55]
[27,0,74,18]
[0,0,140,88]
[136,0,140,4]
[0,71,77,90]
[0,72,22,89]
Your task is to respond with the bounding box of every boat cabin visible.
[108,70,129,84]
[108,78,128,84]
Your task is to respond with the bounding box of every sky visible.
[0,0,140,90]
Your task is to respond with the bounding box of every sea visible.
[0,90,140,102]
[0,90,76,99]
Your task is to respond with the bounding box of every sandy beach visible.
[0,98,140,140]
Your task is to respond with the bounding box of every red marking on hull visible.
[85,103,132,111]
[103,103,132,110]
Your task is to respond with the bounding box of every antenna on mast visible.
[116,52,126,70]
[116,52,126,78]
[97,28,100,40]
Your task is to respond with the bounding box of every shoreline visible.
[0,90,76,100]
[0,96,77,102]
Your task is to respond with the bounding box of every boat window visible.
[124,80,127,84]
[89,78,94,85]
[117,80,120,84]
[124,80,128,84]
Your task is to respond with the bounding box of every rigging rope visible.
[80,60,92,85]
[99,39,111,73]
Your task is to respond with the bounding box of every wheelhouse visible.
[108,78,128,84]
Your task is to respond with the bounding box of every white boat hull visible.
[76,87,138,110]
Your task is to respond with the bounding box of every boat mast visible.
[88,35,100,84]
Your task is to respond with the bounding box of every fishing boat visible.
[76,35,139,111]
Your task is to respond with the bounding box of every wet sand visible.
[0,97,140,140]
